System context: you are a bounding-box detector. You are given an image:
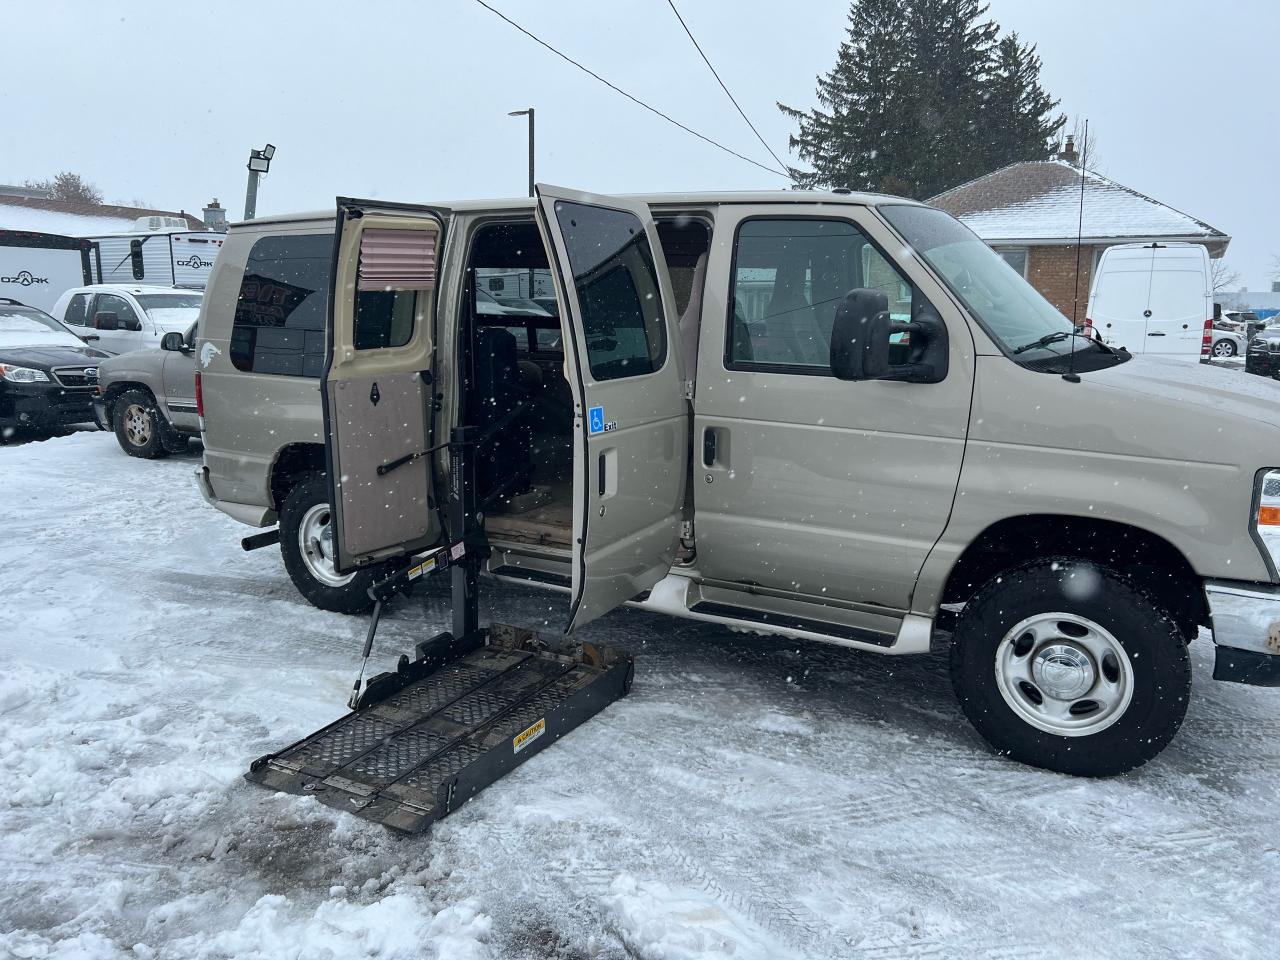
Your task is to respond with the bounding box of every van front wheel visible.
[279,474,383,614]
[949,559,1190,776]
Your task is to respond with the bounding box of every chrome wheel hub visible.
[1031,644,1095,700]
[995,612,1134,737]
[298,503,355,588]
[124,404,151,446]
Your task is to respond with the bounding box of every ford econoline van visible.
[195,187,1280,778]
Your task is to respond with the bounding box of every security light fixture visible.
[244,143,277,220]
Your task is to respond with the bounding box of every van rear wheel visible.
[949,558,1190,777]
[279,474,384,614]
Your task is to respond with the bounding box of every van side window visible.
[353,228,438,351]
[354,290,418,350]
[231,234,332,377]
[63,293,90,326]
[726,218,917,373]
[552,200,666,382]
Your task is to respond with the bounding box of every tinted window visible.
[727,218,917,371]
[354,289,418,350]
[552,201,666,381]
[63,293,90,326]
[231,234,332,377]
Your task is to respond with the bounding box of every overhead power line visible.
[472,0,791,180]
[663,0,790,174]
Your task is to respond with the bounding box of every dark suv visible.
[1245,330,1280,379]
[0,298,109,438]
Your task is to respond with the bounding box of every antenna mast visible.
[1066,120,1089,383]
[1071,120,1089,327]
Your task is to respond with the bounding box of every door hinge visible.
[682,379,695,401]
[680,520,693,540]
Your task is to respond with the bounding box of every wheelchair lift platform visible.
[245,426,634,833]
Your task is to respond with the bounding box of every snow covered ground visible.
[2,431,1278,960]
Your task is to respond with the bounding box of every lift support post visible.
[244,426,634,833]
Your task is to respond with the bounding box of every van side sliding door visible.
[534,184,688,632]
[323,198,449,573]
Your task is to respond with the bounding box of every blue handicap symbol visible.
[588,406,605,434]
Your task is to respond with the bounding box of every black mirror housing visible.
[160,331,185,351]
[94,311,119,331]
[830,288,949,384]
[831,289,892,380]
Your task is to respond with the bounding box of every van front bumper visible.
[1206,580,1280,686]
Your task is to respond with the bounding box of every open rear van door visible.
[534,184,688,631]
[324,198,448,573]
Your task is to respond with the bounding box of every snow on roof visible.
[930,160,1228,246]
[0,196,204,238]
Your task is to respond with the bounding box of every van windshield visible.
[879,204,1089,357]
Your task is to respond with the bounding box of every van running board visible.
[245,623,633,833]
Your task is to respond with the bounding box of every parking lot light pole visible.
[508,109,534,198]
[244,143,276,220]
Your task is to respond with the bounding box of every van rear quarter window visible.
[552,201,665,382]
[230,234,332,376]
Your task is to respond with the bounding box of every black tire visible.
[949,558,1190,777]
[112,389,169,459]
[278,474,383,614]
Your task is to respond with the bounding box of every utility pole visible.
[244,144,276,220]
[508,108,535,197]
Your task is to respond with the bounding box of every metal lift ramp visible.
[245,428,635,833]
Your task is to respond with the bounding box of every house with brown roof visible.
[0,193,205,237]
[930,147,1229,321]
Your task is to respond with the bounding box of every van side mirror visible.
[94,311,120,331]
[830,289,949,384]
[130,239,145,280]
[161,331,186,352]
[1213,302,1222,320]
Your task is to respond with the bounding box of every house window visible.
[995,247,1028,277]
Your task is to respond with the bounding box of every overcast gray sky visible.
[9,0,1277,286]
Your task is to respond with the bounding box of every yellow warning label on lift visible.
[513,718,546,754]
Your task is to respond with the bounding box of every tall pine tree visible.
[779,0,1064,199]
[982,33,1063,172]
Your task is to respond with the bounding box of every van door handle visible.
[703,428,718,467]
[1147,331,1166,336]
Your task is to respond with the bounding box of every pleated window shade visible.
[357,228,436,291]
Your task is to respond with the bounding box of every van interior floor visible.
[484,480,573,548]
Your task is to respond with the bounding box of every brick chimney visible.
[203,198,228,233]
[1060,134,1079,165]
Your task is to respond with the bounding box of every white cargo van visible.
[1084,242,1212,360]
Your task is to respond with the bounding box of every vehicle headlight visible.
[1254,469,1280,578]
[0,364,50,383]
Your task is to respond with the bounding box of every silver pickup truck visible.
[194,187,1280,777]
[93,323,200,457]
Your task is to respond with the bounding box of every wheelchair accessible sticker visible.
[588,406,617,435]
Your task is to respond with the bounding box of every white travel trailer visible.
[88,219,224,290]
[1084,242,1213,360]
[0,229,93,312]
